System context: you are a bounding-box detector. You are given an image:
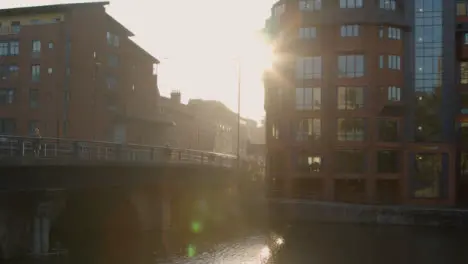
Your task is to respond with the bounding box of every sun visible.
[237,31,275,72]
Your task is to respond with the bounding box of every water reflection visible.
[158,235,274,264]
[159,223,468,264]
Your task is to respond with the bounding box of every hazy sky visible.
[0,0,274,121]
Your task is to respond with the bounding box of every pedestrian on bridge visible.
[33,127,42,157]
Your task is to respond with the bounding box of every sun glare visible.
[239,32,275,72]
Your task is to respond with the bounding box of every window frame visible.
[31,64,40,81]
[29,89,39,109]
[299,0,321,11]
[337,118,366,141]
[9,41,19,55]
[379,0,396,10]
[299,27,317,39]
[296,118,321,141]
[32,40,41,53]
[0,118,16,135]
[295,87,321,110]
[339,0,363,8]
[338,54,365,78]
[337,86,365,110]
[461,61,468,84]
[388,27,402,40]
[387,86,401,101]
[388,55,401,70]
[340,24,360,37]
[296,56,322,79]
[0,88,14,104]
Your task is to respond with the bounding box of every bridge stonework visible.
[0,164,242,262]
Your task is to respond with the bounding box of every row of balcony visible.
[0,26,21,36]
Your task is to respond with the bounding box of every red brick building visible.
[0,2,163,144]
[264,0,411,204]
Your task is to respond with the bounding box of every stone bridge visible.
[0,136,255,263]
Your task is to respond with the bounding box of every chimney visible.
[170,90,181,104]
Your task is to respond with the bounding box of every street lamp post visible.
[92,52,101,141]
[236,58,241,169]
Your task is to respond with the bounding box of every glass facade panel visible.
[412,153,444,198]
[414,0,443,142]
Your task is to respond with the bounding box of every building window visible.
[379,0,396,10]
[11,21,20,34]
[339,0,363,8]
[108,54,119,67]
[28,120,39,135]
[296,56,322,79]
[106,76,117,90]
[388,86,401,101]
[377,151,399,173]
[465,33,468,45]
[458,2,467,16]
[378,119,398,142]
[299,0,321,11]
[335,150,365,173]
[296,87,321,110]
[378,26,384,38]
[337,118,365,141]
[379,55,384,68]
[461,62,468,84]
[338,54,364,78]
[296,118,321,141]
[9,41,19,55]
[414,0,443,142]
[32,40,41,53]
[0,42,8,56]
[271,121,280,139]
[49,42,54,49]
[299,27,317,39]
[0,88,14,104]
[388,27,401,40]
[9,65,19,78]
[31,65,40,81]
[29,89,39,108]
[273,3,285,16]
[0,66,8,80]
[106,32,120,47]
[388,55,401,70]
[412,153,444,198]
[48,68,53,74]
[297,154,322,173]
[337,86,364,110]
[0,118,16,135]
[340,24,359,37]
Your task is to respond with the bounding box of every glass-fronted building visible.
[264,0,466,206]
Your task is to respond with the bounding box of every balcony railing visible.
[0,136,237,168]
[0,26,20,35]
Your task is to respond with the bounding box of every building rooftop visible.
[0,1,109,16]
[128,38,160,63]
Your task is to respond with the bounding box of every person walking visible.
[33,127,42,157]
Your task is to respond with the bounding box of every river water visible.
[158,223,468,264]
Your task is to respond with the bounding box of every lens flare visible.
[275,237,284,246]
[259,246,271,261]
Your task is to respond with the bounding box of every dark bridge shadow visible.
[51,189,142,264]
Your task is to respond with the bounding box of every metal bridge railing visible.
[0,136,237,168]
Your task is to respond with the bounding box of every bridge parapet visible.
[0,136,237,167]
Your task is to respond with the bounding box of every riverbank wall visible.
[269,199,468,228]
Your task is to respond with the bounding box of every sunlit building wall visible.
[0,2,162,144]
[263,0,464,206]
